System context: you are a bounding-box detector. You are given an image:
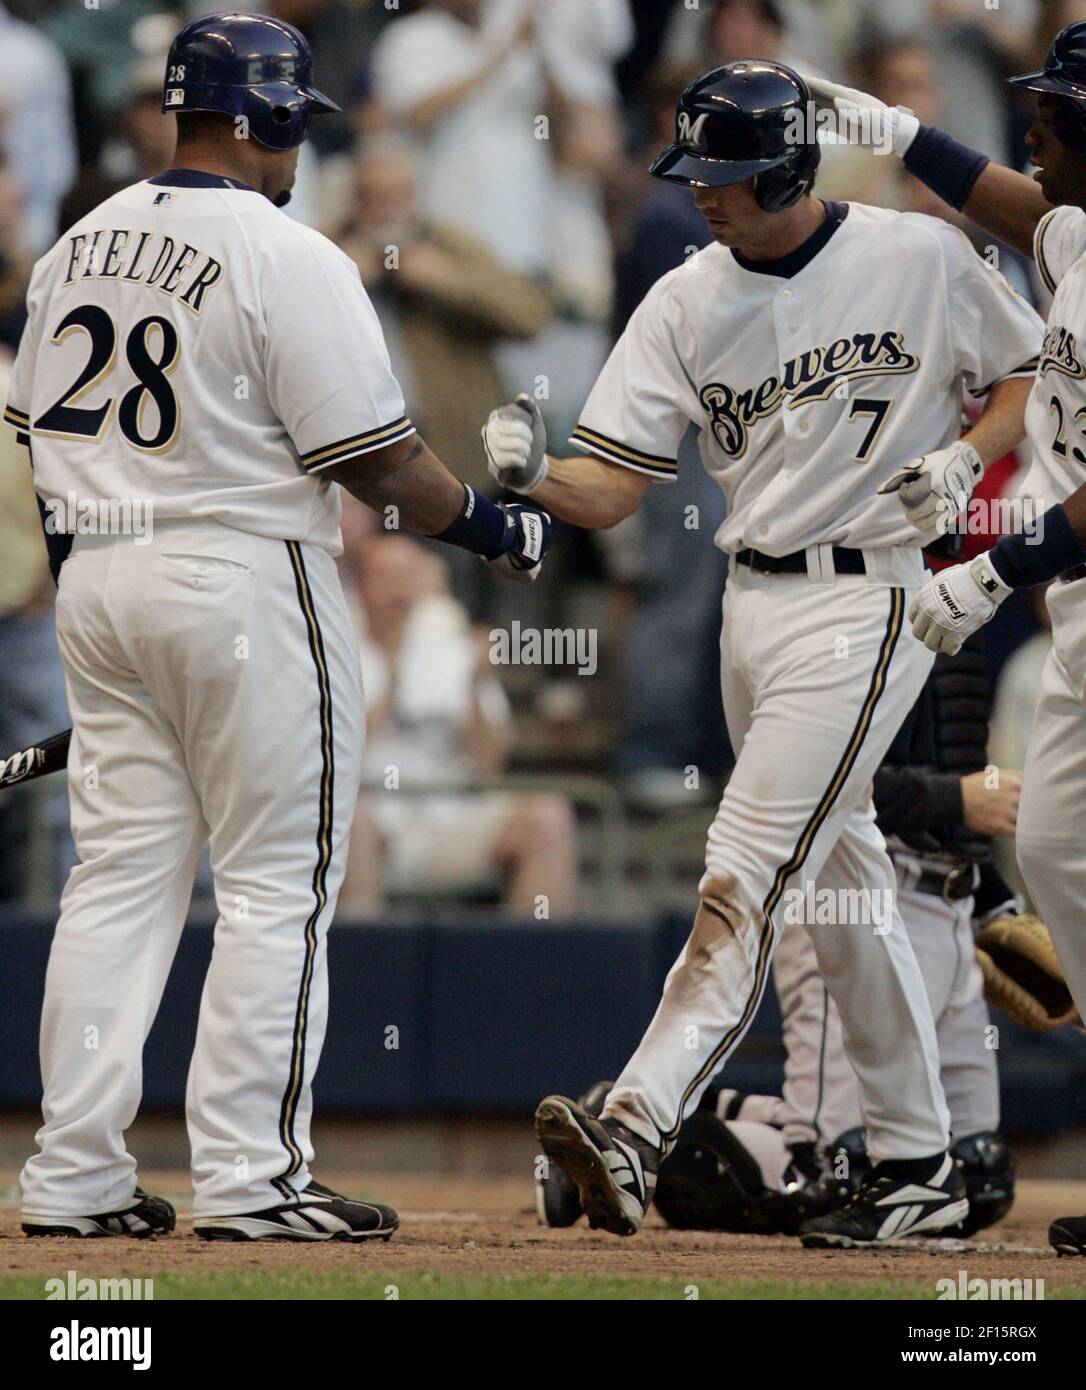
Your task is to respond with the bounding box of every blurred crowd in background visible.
[1,0,1081,914]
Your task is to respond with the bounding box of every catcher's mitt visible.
[975,914,1077,1031]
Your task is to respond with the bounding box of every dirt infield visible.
[3,1173,1086,1297]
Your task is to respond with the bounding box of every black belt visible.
[1060,563,1086,583]
[734,546,868,576]
[912,863,976,902]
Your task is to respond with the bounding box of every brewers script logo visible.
[700,330,919,459]
[1039,322,1086,381]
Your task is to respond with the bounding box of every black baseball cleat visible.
[535,1080,613,1227]
[1049,1214,1086,1256]
[799,1153,968,1248]
[534,1094,658,1236]
[193,1181,398,1242]
[22,1188,176,1239]
[765,1128,871,1237]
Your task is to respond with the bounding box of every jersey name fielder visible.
[571,201,1042,1161]
[5,171,411,554]
[6,167,414,1223]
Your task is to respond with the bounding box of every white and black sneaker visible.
[22,1188,176,1239]
[193,1181,398,1243]
[799,1153,968,1248]
[534,1094,658,1236]
[535,1080,613,1228]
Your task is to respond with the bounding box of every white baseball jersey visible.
[570,201,1043,557]
[1026,204,1086,509]
[3,169,413,555]
[1012,205,1086,1057]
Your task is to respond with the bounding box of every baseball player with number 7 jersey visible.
[6,12,549,1243]
[484,61,1043,1246]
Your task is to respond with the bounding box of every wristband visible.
[433,484,508,559]
[988,503,1086,588]
[903,124,990,211]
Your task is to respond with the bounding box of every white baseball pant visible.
[604,554,951,1161]
[1015,577,1086,1026]
[21,519,363,1219]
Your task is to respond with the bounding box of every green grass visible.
[0,1269,1046,1301]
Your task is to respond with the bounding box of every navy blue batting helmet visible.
[161,11,339,151]
[649,60,819,212]
[1009,21,1086,153]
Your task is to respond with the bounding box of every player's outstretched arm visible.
[806,76,1050,258]
[960,164,1052,262]
[483,395,651,528]
[323,432,549,581]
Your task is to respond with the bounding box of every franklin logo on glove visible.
[934,581,968,624]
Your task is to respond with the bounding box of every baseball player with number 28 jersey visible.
[485,62,1042,1246]
[6,13,549,1243]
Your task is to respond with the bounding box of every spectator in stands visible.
[0,2,76,253]
[709,0,806,68]
[336,136,553,495]
[338,530,578,916]
[855,0,1039,165]
[536,0,634,110]
[370,0,553,276]
[662,0,826,78]
[0,350,73,901]
[0,156,33,350]
[100,51,177,185]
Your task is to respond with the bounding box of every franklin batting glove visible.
[908,552,1012,654]
[486,501,551,583]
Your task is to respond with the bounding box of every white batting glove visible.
[879,440,983,543]
[803,75,920,158]
[482,393,549,495]
[909,553,1012,655]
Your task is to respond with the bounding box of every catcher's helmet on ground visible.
[162,11,340,151]
[1009,21,1086,153]
[649,60,819,212]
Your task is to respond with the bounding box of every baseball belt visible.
[911,862,977,902]
[734,545,867,576]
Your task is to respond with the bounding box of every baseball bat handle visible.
[0,729,72,789]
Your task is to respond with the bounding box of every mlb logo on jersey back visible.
[153,192,174,207]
